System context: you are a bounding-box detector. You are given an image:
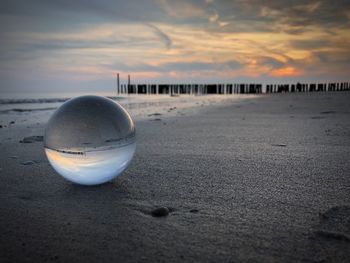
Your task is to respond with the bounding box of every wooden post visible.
[117,73,120,95]
[127,75,130,95]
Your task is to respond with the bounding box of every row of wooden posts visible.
[115,74,349,95]
[116,82,350,95]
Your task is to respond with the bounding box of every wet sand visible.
[1,92,350,262]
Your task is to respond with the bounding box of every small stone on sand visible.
[271,144,287,147]
[19,135,44,143]
[148,113,162,116]
[151,207,169,217]
[21,161,35,165]
[320,111,336,114]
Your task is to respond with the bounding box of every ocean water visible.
[0,91,255,127]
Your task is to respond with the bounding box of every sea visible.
[0,91,249,127]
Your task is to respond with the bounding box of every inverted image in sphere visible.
[44,95,136,185]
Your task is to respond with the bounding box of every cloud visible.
[289,39,331,50]
[104,59,243,73]
[1,0,350,92]
[146,24,172,49]
[156,0,207,19]
[270,66,303,77]
[209,12,219,22]
[258,57,285,69]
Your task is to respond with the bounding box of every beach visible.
[0,92,349,262]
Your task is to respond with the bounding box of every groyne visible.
[115,82,350,95]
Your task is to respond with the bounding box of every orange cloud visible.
[270,66,304,77]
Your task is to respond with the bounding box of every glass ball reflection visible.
[44,95,136,185]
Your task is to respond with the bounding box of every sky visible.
[1,0,350,93]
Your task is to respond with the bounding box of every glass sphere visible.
[44,95,136,185]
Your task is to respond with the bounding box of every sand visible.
[0,92,349,262]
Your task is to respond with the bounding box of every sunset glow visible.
[1,0,349,92]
